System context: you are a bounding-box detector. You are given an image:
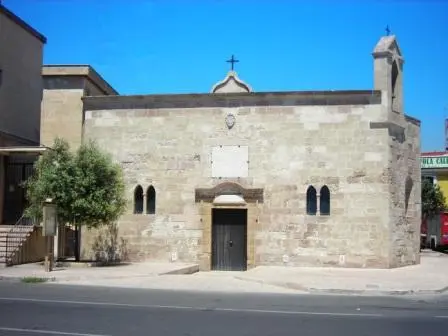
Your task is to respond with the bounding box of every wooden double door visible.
[211,209,247,271]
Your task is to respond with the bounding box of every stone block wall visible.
[80,95,411,268]
[387,114,421,267]
[0,8,44,144]
[41,76,85,150]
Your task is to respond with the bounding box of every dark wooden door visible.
[212,209,247,271]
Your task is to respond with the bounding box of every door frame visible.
[198,202,259,271]
[195,182,263,272]
[211,208,248,271]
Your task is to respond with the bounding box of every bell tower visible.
[372,33,404,114]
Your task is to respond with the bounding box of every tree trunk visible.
[74,224,80,261]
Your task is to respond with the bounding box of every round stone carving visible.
[225,113,236,129]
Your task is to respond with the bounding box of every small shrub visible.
[21,276,49,283]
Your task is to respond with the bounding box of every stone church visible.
[42,34,421,270]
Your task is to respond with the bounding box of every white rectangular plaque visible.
[211,145,248,178]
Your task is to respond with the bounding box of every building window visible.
[133,185,144,214]
[320,185,330,215]
[306,186,317,215]
[391,60,399,98]
[405,176,413,213]
[146,185,156,214]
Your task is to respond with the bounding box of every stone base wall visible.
[256,183,390,269]
[387,115,421,268]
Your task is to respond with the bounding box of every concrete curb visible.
[160,264,199,275]
[234,276,448,296]
[52,261,125,268]
[0,264,200,283]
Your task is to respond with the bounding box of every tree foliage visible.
[421,178,446,219]
[25,138,126,228]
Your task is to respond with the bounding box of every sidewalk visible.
[1,251,447,295]
[0,261,300,294]
[0,262,199,282]
[237,251,448,295]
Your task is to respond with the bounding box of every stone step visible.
[0,225,16,231]
[0,230,32,238]
[0,243,21,250]
[0,236,27,242]
[0,228,30,237]
[0,227,34,233]
[0,238,30,245]
[0,226,35,265]
[0,239,28,245]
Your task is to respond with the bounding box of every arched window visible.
[133,185,143,214]
[306,186,317,215]
[405,176,413,213]
[320,185,330,216]
[146,185,156,214]
[391,60,399,97]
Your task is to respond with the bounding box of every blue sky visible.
[4,0,448,151]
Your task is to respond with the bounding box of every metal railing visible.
[5,214,36,266]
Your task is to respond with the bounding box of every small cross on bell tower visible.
[226,55,239,71]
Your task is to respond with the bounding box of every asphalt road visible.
[0,282,447,335]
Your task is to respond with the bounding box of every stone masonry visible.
[49,35,420,270]
[41,65,118,150]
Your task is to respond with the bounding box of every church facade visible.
[51,35,421,270]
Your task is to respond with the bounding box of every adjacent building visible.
[0,4,47,225]
[41,65,118,151]
[421,151,448,197]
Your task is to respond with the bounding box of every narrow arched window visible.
[320,185,330,215]
[391,60,399,97]
[133,185,144,214]
[306,186,317,215]
[146,185,156,214]
[405,176,413,213]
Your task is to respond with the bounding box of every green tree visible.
[422,178,446,220]
[25,138,126,260]
[25,138,75,222]
[71,140,126,229]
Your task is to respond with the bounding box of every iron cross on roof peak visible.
[385,25,391,36]
[226,55,239,71]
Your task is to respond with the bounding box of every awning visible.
[422,168,448,176]
[0,146,50,155]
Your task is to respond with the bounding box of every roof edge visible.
[421,151,448,157]
[0,4,46,43]
[211,71,252,93]
[82,89,382,111]
[42,65,119,95]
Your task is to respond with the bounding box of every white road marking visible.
[0,297,382,317]
[435,316,448,318]
[0,326,110,336]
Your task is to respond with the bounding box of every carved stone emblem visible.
[225,113,236,129]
